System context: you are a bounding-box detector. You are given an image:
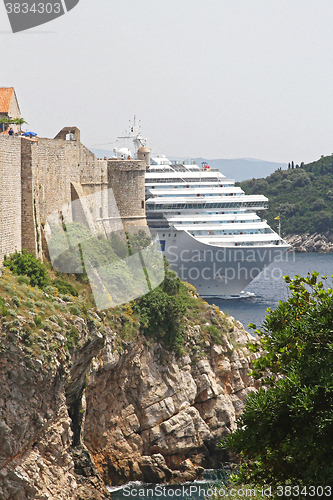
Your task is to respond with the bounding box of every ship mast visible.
[117,116,148,158]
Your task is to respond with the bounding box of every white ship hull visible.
[157,229,289,297]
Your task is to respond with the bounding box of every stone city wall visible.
[0,133,147,262]
[0,136,22,264]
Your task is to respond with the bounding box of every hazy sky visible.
[1,0,333,163]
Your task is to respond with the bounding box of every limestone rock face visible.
[1,306,259,495]
[0,334,110,500]
[285,232,333,253]
[83,321,260,485]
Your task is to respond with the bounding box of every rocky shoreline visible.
[285,232,333,253]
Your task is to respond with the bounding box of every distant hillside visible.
[239,156,333,236]
[90,149,287,182]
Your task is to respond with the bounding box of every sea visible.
[107,253,333,499]
[108,469,238,500]
[206,252,333,333]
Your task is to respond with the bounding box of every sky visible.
[1,0,333,164]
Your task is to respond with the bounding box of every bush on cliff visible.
[222,272,333,488]
[52,279,79,297]
[3,250,50,289]
[132,266,187,354]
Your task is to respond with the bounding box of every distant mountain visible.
[194,158,287,182]
[90,149,287,182]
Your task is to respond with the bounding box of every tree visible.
[222,273,333,488]
[0,116,27,133]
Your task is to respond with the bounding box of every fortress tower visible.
[107,159,147,231]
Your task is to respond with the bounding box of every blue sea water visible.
[206,252,333,332]
[108,469,236,500]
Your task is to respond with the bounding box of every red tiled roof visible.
[0,87,14,113]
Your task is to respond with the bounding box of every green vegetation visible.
[238,155,333,235]
[52,279,78,297]
[222,272,333,488]
[0,116,27,132]
[0,250,233,364]
[132,266,187,354]
[132,261,233,355]
[3,249,50,289]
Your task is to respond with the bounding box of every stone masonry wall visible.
[107,160,147,230]
[21,138,109,258]
[21,138,41,258]
[29,139,108,225]
[0,136,21,264]
[0,134,147,263]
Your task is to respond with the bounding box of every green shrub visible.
[69,305,82,316]
[0,298,10,317]
[34,315,42,328]
[12,296,20,307]
[206,325,224,344]
[3,250,50,289]
[44,285,58,295]
[65,326,80,351]
[133,267,186,354]
[24,299,35,310]
[52,279,78,297]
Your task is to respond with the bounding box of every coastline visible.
[285,232,333,253]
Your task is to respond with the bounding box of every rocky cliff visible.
[83,320,259,486]
[0,269,260,499]
[285,232,333,253]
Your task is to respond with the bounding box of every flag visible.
[274,216,280,220]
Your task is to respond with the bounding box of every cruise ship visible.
[115,122,290,298]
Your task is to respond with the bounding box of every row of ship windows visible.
[153,234,279,247]
[151,193,244,198]
[216,241,280,247]
[148,220,259,228]
[189,228,274,236]
[146,177,223,183]
[147,184,232,189]
[146,202,268,210]
[172,219,258,224]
